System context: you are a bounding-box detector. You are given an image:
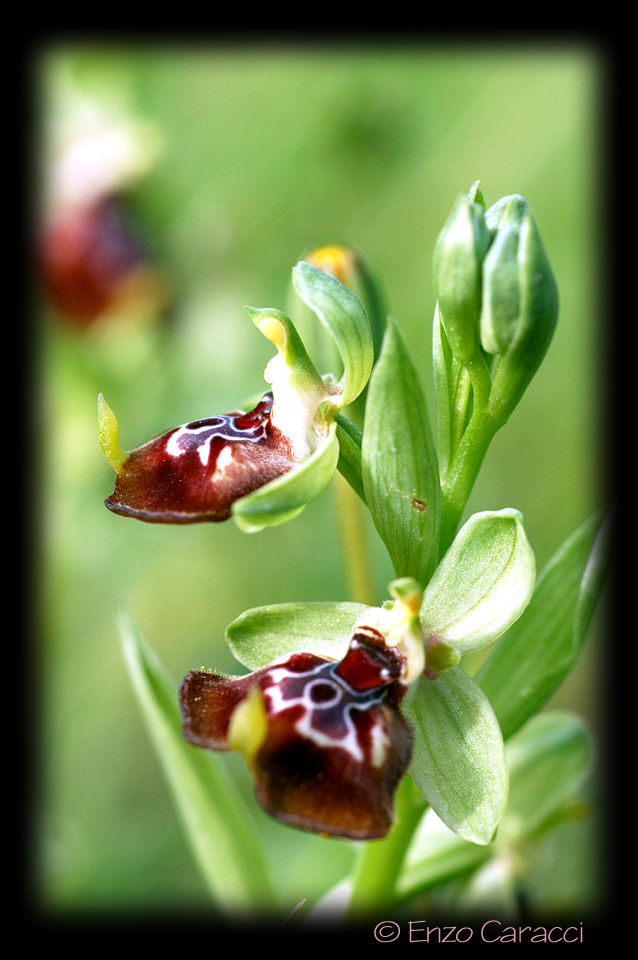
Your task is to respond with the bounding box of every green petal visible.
[226,601,368,671]
[420,508,535,654]
[406,668,509,845]
[231,421,339,533]
[292,261,373,409]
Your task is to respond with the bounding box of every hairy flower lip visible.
[101,264,374,531]
[103,391,298,524]
[179,630,414,840]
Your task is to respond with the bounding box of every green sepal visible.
[405,667,509,845]
[362,316,440,586]
[118,612,277,911]
[232,418,339,533]
[397,710,591,903]
[480,222,522,355]
[476,510,611,740]
[467,179,486,209]
[226,601,368,671]
[482,197,559,425]
[484,192,529,235]
[292,261,373,409]
[244,305,325,394]
[420,508,535,655]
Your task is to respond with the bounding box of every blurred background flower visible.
[35,42,606,917]
[39,60,171,330]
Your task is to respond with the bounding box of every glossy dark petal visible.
[105,393,295,523]
[179,634,413,840]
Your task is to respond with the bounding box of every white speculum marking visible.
[165,417,267,467]
[211,444,234,477]
[263,663,388,766]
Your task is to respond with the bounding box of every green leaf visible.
[501,710,592,843]
[292,261,373,408]
[232,422,339,533]
[362,316,440,586]
[118,612,276,912]
[476,510,611,740]
[405,667,509,845]
[226,601,368,671]
[420,508,535,655]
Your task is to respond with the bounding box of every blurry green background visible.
[36,42,607,917]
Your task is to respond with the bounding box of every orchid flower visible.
[181,509,535,844]
[99,262,373,532]
[179,581,423,840]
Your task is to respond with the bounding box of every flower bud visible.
[433,193,491,363]
[480,196,559,419]
[303,245,386,360]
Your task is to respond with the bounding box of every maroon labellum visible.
[179,629,414,840]
[105,392,296,523]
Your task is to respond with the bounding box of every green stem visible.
[346,776,427,917]
[333,472,377,605]
[438,346,497,557]
[465,348,492,410]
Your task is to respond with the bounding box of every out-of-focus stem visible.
[334,472,377,605]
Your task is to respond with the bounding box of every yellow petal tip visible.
[98,393,127,473]
[257,315,286,351]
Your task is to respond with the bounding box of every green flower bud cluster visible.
[433,183,558,425]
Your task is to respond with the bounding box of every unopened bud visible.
[294,244,386,372]
[484,193,529,235]
[481,196,559,419]
[433,193,491,363]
